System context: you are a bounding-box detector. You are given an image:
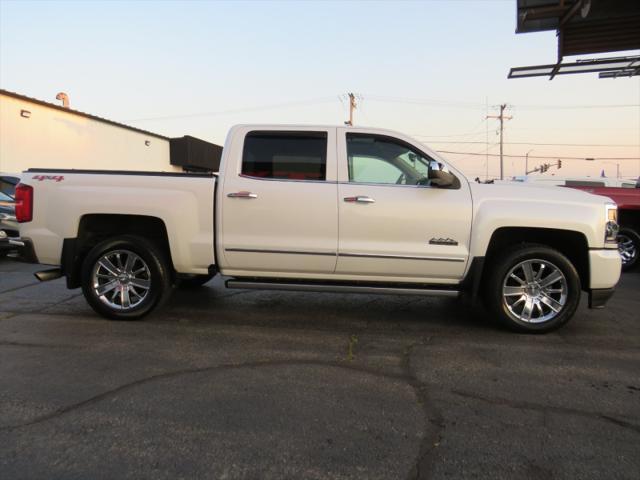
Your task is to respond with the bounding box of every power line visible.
[436,150,640,161]
[128,97,337,122]
[363,94,639,110]
[410,118,489,140]
[424,140,640,147]
[412,130,491,138]
[513,104,640,110]
[363,94,485,109]
[127,93,640,123]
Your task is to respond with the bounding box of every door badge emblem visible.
[429,237,458,246]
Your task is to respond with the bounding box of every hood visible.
[469,182,615,207]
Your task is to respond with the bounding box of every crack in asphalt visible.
[0,359,414,432]
[0,281,41,296]
[0,292,84,316]
[38,293,84,312]
[1,326,440,480]
[0,341,78,349]
[402,337,443,480]
[450,389,640,434]
[3,274,639,478]
[0,312,20,322]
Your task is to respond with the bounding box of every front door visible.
[220,127,338,275]
[336,130,472,282]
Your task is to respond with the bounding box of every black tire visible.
[81,235,172,320]
[617,227,640,272]
[178,273,215,288]
[484,244,581,333]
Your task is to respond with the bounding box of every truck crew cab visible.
[13,125,622,333]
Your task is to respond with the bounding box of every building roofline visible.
[0,89,170,141]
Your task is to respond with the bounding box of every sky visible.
[1,0,639,180]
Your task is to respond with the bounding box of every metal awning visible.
[510,0,640,80]
[509,55,640,79]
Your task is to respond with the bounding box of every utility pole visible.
[485,97,489,181]
[345,93,357,126]
[487,104,512,180]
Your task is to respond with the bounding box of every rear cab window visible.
[242,132,327,181]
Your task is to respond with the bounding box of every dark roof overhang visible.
[510,0,640,79]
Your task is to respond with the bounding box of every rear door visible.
[335,129,472,281]
[219,127,338,275]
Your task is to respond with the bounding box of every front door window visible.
[347,133,433,185]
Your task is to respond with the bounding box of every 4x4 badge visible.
[429,237,458,246]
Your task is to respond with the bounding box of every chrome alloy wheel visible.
[91,250,151,310]
[502,259,568,323]
[617,233,637,267]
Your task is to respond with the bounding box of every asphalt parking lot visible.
[0,256,638,480]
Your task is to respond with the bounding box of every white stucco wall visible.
[0,93,181,174]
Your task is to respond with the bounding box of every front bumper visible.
[589,249,621,289]
[589,288,616,309]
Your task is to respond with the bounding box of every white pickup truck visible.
[13,125,621,332]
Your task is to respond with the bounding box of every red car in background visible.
[565,182,640,271]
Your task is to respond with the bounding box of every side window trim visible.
[239,173,334,184]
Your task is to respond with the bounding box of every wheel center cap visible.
[118,274,129,283]
[526,284,541,297]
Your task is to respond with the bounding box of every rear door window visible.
[242,132,327,181]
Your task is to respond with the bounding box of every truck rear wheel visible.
[81,235,172,320]
[617,227,639,272]
[484,244,581,333]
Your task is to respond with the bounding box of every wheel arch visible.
[465,226,590,303]
[62,214,173,289]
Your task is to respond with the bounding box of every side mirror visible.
[428,169,456,188]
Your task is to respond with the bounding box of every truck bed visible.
[20,168,217,275]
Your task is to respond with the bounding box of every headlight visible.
[605,203,618,243]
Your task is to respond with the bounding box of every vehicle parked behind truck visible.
[0,191,18,256]
[563,184,640,271]
[0,175,20,256]
[13,125,622,333]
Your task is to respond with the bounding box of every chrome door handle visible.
[227,191,258,199]
[344,196,375,204]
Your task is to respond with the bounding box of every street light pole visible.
[602,161,621,178]
[525,149,534,176]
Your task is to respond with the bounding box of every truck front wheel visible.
[484,245,581,333]
[81,235,172,320]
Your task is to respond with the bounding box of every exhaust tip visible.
[34,268,63,282]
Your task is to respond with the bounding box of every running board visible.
[225,280,460,297]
